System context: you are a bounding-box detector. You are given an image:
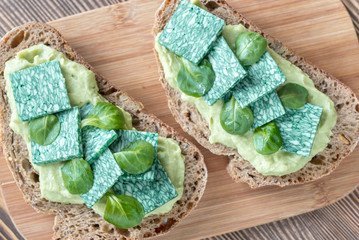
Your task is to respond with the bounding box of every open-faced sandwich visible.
[153,0,359,188]
[0,22,207,239]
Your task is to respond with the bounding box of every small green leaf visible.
[177,57,215,97]
[235,31,267,66]
[29,114,61,145]
[220,96,253,135]
[61,158,94,194]
[113,140,155,175]
[253,122,282,155]
[81,102,125,130]
[277,83,309,109]
[104,193,145,229]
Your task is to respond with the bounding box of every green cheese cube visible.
[113,161,177,214]
[80,102,94,118]
[203,36,247,105]
[250,91,285,130]
[31,107,83,165]
[80,149,123,208]
[158,0,224,64]
[82,127,118,165]
[110,130,158,181]
[275,103,323,157]
[80,104,118,164]
[232,52,286,108]
[10,60,71,121]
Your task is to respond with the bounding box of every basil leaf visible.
[220,96,253,135]
[104,193,145,229]
[29,114,61,146]
[235,31,267,66]
[82,102,125,130]
[278,83,308,109]
[253,122,282,155]
[113,140,155,175]
[177,57,215,97]
[61,158,94,194]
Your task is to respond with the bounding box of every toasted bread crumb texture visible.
[153,0,359,188]
[0,22,207,239]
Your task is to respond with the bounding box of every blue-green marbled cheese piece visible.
[10,60,71,121]
[113,159,177,214]
[80,149,123,208]
[31,107,83,165]
[203,36,247,105]
[158,0,224,64]
[110,130,158,181]
[82,127,118,165]
[250,91,285,130]
[79,102,94,118]
[80,103,118,164]
[275,103,323,157]
[232,51,286,108]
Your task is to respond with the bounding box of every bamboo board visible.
[1,0,359,239]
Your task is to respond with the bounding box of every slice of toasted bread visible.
[0,22,207,239]
[152,0,359,188]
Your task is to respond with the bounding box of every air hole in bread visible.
[178,212,185,218]
[144,232,153,238]
[153,218,161,224]
[10,30,24,49]
[92,224,100,229]
[116,228,130,237]
[311,155,325,165]
[339,134,350,145]
[29,172,39,183]
[336,103,344,110]
[131,116,141,127]
[248,173,255,178]
[186,202,194,210]
[193,152,199,160]
[156,218,176,233]
[102,224,114,233]
[24,32,30,40]
[21,158,32,172]
[103,86,118,95]
[206,1,220,10]
[65,52,75,60]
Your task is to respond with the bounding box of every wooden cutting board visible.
[1,0,359,239]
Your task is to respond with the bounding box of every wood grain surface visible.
[0,0,359,239]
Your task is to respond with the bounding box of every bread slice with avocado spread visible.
[0,22,207,239]
[153,0,359,188]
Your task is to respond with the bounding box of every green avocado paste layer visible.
[4,44,184,216]
[155,24,337,176]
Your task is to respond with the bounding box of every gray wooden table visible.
[0,0,358,239]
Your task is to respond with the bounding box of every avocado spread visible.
[155,24,337,176]
[4,44,184,216]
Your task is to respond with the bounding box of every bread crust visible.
[152,0,359,188]
[0,22,207,239]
